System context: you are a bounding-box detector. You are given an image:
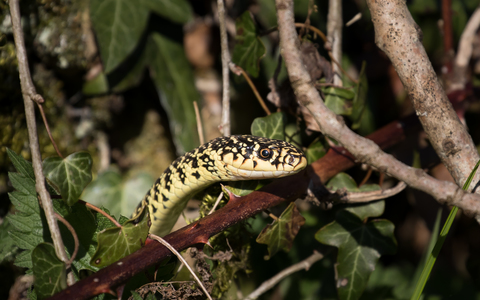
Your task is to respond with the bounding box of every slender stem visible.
[79,200,122,228]
[217,0,231,136]
[234,65,271,115]
[37,103,64,158]
[9,0,73,285]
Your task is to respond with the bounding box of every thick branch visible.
[366,0,480,188]
[275,0,480,217]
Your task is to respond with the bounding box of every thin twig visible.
[208,191,224,215]
[217,0,231,136]
[294,23,327,42]
[55,213,79,266]
[10,0,74,285]
[149,234,213,300]
[37,104,64,158]
[346,13,362,27]
[233,65,271,115]
[243,251,324,300]
[358,168,373,187]
[193,101,205,145]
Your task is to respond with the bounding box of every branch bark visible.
[275,0,480,219]
[366,0,480,189]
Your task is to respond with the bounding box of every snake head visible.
[219,135,307,179]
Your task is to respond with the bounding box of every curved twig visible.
[55,213,79,266]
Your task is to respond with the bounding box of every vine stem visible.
[9,0,74,285]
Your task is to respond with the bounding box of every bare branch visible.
[275,0,480,219]
[9,0,73,285]
[366,0,480,188]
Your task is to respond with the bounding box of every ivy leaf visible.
[32,243,67,299]
[90,0,149,73]
[90,207,149,268]
[82,169,154,218]
[323,86,355,116]
[327,172,380,193]
[148,32,200,153]
[256,202,305,260]
[251,112,286,140]
[140,0,193,24]
[305,139,328,164]
[315,207,397,300]
[43,152,93,206]
[232,11,266,78]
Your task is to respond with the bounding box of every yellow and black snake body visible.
[136,135,307,236]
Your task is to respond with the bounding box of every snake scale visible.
[135,135,307,237]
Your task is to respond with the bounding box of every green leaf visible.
[350,62,368,130]
[316,210,397,300]
[32,243,67,299]
[323,86,355,116]
[90,207,149,268]
[251,112,286,140]
[82,72,109,95]
[231,11,266,78]
[326,173,381,193]
[305,139,327,164]
[0,218,20,263]
[148,32,200,153]
[43,152,93,206]
[90,0,149,73]
[256,202,305,260]
[140,0,193,24]
[82,169,154,218]
[6,148,35,181]
[6,166,45,269]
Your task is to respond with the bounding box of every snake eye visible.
[259,148,271,158]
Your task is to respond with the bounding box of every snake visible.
[135,135,307,237]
